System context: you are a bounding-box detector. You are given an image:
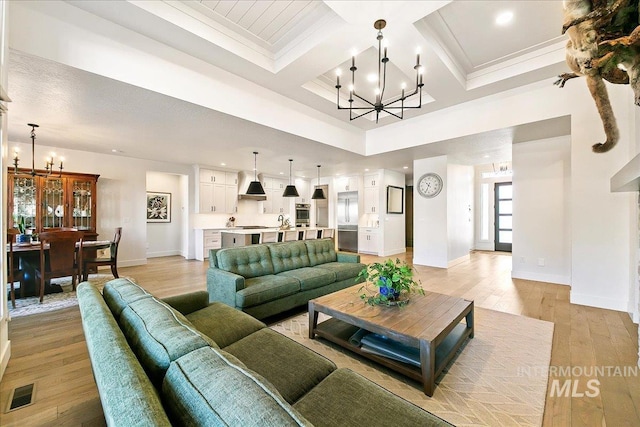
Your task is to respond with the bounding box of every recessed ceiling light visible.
[364,168,369,172]
[403,166,409,169]
[366,74,377,83]
[111,149,123,153]
[483,154,490,158]
[279,172,284,175]
[495,11,513,26]
[221,162,226,166]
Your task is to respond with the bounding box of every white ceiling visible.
[5,1,572,179]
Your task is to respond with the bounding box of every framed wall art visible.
[146,192,171,223]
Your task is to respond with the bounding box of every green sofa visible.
[77,278,454,426]
[207,238,366,319]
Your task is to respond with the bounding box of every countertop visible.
[221,227,328,235]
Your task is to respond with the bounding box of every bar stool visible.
[283,230,300,241]
[303,229,318,240]
[321,228,335,239]
[259,231,279,243]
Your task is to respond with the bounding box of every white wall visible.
[0,0,10,382]
[370,79,635,314]
[512,136,571,285]
[9,141,195,265]
[381,169,406,256]
[414,156,448,268]
[146,171,185,258]
[447,164,473,266]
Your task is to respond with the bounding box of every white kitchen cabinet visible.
[195,229,223,261]
[199,183,226,213]
[337,176,359,192]
[358,228,379,254]
[200,169,225,184]
[364,173,380,188]
[198,169,238,213]
[225,185,238,213]
[364,187,379,214]
[294,179,310,203]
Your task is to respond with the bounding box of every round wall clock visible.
[417,173,443,198]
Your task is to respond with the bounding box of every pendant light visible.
[246,151,266,195]
[311,165,326,200]
[282,159,300,197]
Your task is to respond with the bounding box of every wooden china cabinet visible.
[8,169,100,240]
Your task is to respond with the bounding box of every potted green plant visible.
[15,216,31,244]
[358,258,424,306]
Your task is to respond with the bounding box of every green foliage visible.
[16,216,26,234]
[357,258,424,307]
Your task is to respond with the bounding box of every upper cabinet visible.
[8,169,99,237]
[337,176,359,192]
[294,179,310,204]
[260,175,289,214]
[364,173,379,188]
[198,168,237,214]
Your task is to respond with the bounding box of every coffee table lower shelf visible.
[312,318,470,393]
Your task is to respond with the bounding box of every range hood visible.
[238,171,267,201]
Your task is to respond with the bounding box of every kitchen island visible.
[194,227,334,260]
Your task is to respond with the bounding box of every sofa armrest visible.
[162,291,209,315]
[207,268,246,308]
[208,248,221,268]
[337,252,361,263]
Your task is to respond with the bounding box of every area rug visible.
[270,307,554,427]
[7,275,133,318]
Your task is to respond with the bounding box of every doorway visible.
[494,182,512,252]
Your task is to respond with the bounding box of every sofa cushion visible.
[294,368,454,427]
[119,297,218,387]
[236,275,300,308]
[163,347,311,427]
[224,328,336,404]
[268,241,311,274]
[186,302,266,348]
[305,239,337,266]
[103,278,152,318]
[312,262,366,282]
[216,245,274,278]
[278,267,336,291]
[76,283,173,426]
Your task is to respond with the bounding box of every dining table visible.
[7,240,112,298]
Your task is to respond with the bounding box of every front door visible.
[494,182,512,252]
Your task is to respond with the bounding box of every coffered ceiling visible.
[5,1,572,178]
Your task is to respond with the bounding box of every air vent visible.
[6,383,35,412]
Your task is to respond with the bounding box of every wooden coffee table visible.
[309,285,474,396]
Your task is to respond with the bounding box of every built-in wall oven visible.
[295,203,310,227]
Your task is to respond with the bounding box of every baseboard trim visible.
[570,292,629,313]
[0,335,11,382]
[511,270,571,286]
[447,254,470,268]
[413,255,447,269]
[380,248,406,257]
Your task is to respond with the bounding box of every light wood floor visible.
[1,250,638,426]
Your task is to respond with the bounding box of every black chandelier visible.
[13,123,64,177]
[335,19,424,123]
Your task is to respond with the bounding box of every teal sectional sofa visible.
[77,278,454,426]
[207,238,365,319]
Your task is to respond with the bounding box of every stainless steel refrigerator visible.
[337,191,358,252]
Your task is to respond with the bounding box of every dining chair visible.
[7,229,26,308]
[321,228,335,239]
[259,231,279,244]
[283,230,300,241]
[35,230,84,303]
[303,229,318,240]
[83,227,122,281]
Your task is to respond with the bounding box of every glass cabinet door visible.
[71,178,93,231]
[41,177,65,229]
[12,176,37,230]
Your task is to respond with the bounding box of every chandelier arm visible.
[381,109,404,120]
[380,57,388,101]
[350,109,376,120]
[351,92,377,107]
